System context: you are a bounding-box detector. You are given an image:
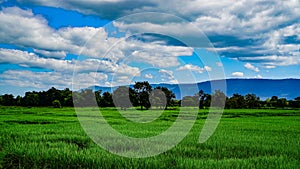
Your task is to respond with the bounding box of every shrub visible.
[52,100,61,108]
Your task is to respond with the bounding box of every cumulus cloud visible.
[2,3,299,69]
[158,69,177,83]
[0,7,113,58]
[17,0,157,20]
[216,62,223,67]
[0,7,194,68]
[204,66,212,72]
[231,72,244,77]
[176,64,211,73]
[255,74,263,79]
[110,1,300,67]
[0,1,299,91]
[0,48,140,76]
[244,63,259,72]
[0,70,108,90]
[159,69,174,77]
[240,55,300,68]
[129,42,193,67]
[144,73,153,79]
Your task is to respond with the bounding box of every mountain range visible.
[90,79,300,100]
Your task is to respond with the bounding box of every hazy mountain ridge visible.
[91,79,300,100]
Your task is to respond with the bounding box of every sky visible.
[0,0,299,96]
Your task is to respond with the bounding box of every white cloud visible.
[159,69,175,81]
[262,65,276,69]
[14,1,300,64]
[240,55,300,68]
[121,39,193,67]
[176,64,210,73]
[255,74,263,79]
[244,63,259,72]
[159,69,173,76]
[216,62,223,67]
[204,66,212,72]
[0,7,112,58]
[231,72,244,77]
[21,0,299,35]
[0,70,108,90]
[144,73,153,79]
[0,2,298,91]
[33,49,66,59]
[1,4,299,72]
[0,48,140,76]
[0,7,194,69]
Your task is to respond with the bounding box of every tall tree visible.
[202,94,211,108]
[22,92,39,106]
[129,88,139,107]
[150,88,166,109]
[196,90,208,109]
[62,88,73,107]
[152,87,175,109]
[277,98,288,109]
[112,86,132,110]
[270,96,279,107]
[134,81,152,110]
[101,92,114,107]
[245,94,260,109]
[226,94,245,109]
[181,96,198,107]
[211,90,227,108]
[0,94,15,106]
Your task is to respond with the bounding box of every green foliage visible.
[0,81,299,109]
[112,86,131,110]
[52,100,61,108]
[134,81,152,110]
[181,96,198,107]
[226,94,245,109]
[245,94,260,109]
[211,90,227,108]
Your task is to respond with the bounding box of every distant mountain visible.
[90,79,300,100]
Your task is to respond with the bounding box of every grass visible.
[0,106,299,168]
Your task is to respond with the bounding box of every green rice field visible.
[0,107,299,168]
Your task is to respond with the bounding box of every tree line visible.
[0,81,300,109]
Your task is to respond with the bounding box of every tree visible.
[289,97,300,108]
[112,86,132,110]
[100,92,114,107]
[277,98,288,109]
[270,96,279,107]
[226,94,245,109]
[202,94,211,108]
[95,90,102,107]
[245,94,260,109]
[151,87,175,109]
[73,89,95,107]
[0,94,15,106]
[129,88,139,107]
[133,81,152,110]
[150,88,166,109]
[15,96,22,106]
[22,92,39,107]
[181,96,198,107]
[211,90,227,108]
[52,100,61,108]
[62,88,73,107]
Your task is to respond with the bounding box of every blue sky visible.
[0,0,299,96]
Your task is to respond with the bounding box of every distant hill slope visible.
[91,79,300,100]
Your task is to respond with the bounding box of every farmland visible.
[0,107,299,168]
